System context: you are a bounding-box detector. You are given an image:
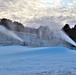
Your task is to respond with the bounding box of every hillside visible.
[0,46,76,75]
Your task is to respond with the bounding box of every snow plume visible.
[0,25,23,42]
[60,31,76,47]
[25,16,76,47]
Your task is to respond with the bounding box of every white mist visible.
[60,31,76,47]
[0,25,23,42]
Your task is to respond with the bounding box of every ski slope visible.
[0,46,76,75]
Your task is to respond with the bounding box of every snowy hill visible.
[0,0,76,75]
[0,46,76,75]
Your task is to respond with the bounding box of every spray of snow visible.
[0,25,23,42]
[60,31,76,46]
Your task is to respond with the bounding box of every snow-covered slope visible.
[0,1,76,75]
[0,46,76,75]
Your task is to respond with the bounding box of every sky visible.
[39,0,76,8]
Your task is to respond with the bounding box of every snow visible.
[0,25,23,42]
[0,46,76,75]
[1,24,75,47]
[0,1,76,75]
[60,31,76,46]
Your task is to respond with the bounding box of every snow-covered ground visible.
[0,46,76,75]
[0,0,76,75]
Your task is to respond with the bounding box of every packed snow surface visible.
[0,46,76,75]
